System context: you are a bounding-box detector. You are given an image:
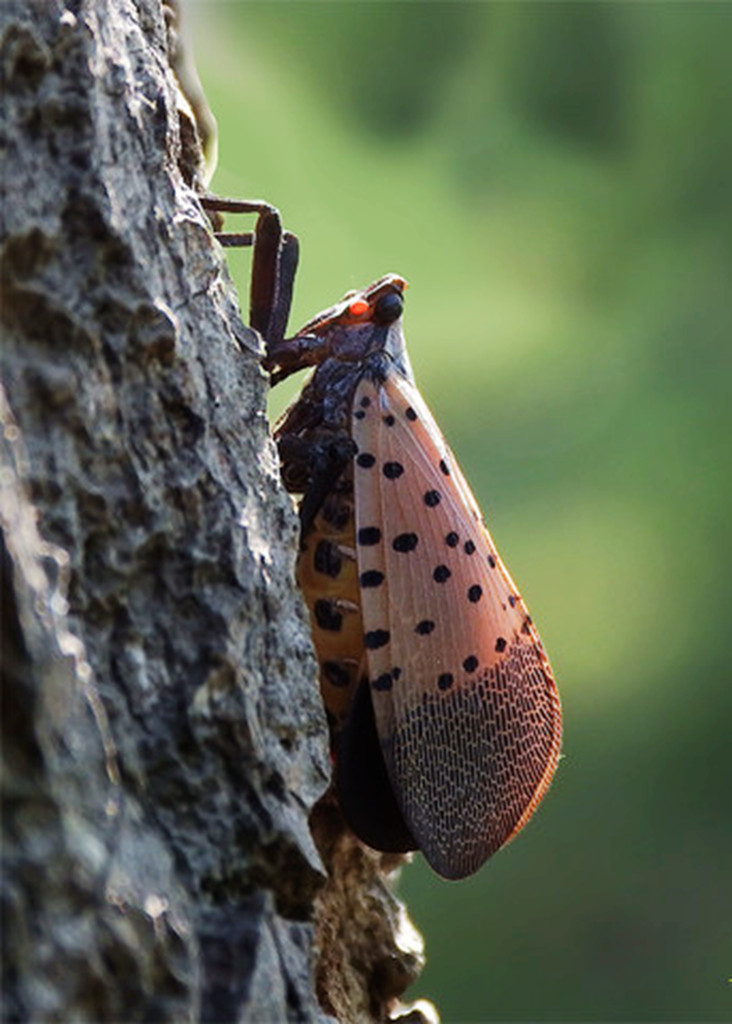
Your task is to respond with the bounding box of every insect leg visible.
[200,194,298,348]
[263,332,331,386]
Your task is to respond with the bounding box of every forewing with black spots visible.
[351,371,562,880]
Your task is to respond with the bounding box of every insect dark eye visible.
[373,291,403,325]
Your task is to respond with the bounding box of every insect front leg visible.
[263,333,332,387]
[200,194,298,348]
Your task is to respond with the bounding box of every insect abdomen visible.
[296,466,363,728]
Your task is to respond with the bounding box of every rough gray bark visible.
[1,2,433,1023]
[0,0,327,1019]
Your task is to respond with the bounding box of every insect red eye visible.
[348,299,370,317]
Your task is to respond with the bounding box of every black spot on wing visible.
[365,629,390,650]
[383,461,404,480]
[358,526,381,546]
[359,569,385,588]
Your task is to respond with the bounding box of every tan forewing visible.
[351,370,562,879]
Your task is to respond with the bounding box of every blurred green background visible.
[192,2,731,1020]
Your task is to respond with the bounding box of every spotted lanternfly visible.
[202,195,562,880]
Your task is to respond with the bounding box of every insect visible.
[202,195,562,880]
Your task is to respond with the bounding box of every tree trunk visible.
[0,2,431,1022]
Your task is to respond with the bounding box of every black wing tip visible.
[420,842,495,881]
